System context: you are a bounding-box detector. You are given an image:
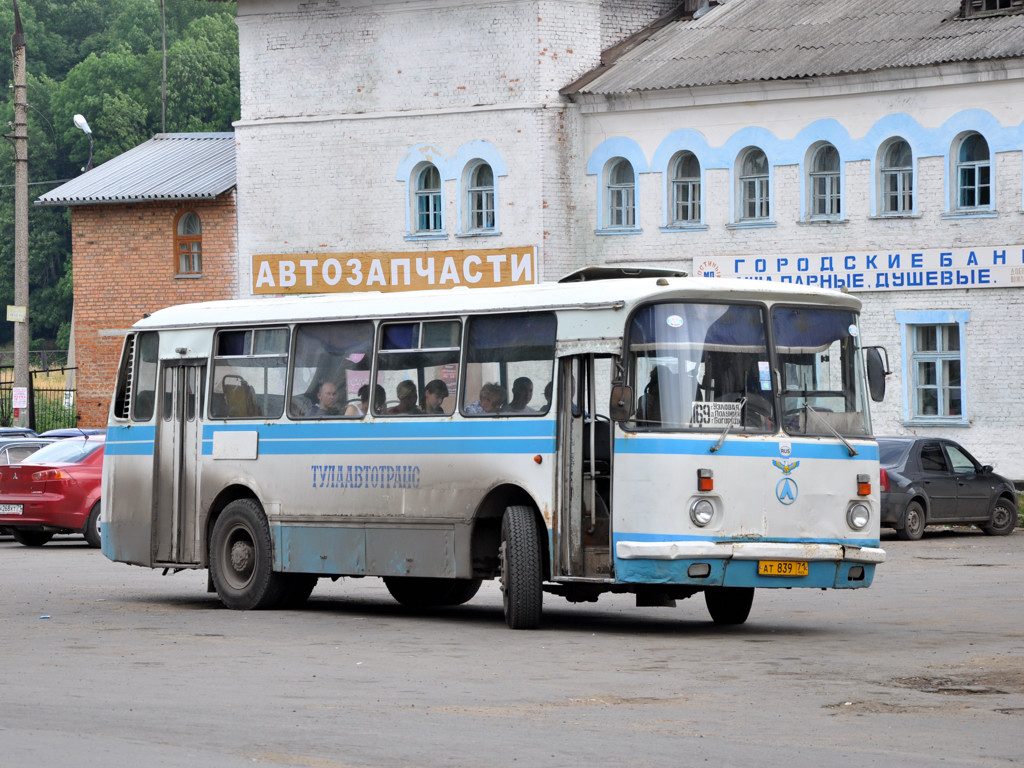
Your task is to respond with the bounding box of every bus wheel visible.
[83,502,101,548]
[12,530,54,547]
[704,587,754,625]
[209,499,286,610]
[500,505,543,629]
[384,577,483,608]
[277,574,318,608]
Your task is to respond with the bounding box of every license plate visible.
[0,503,24,516]
[758,560,808,577]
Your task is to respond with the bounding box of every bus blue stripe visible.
[614,437,878,461]
[208,437,556,456]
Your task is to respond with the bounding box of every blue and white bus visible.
[103,269,886,628]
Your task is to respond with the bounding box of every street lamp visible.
[73,113,93,172]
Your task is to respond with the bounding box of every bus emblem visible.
[776,477,798,505]
[773,460,799,505]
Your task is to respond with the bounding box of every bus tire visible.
[500,505,543,629]
[83,502,102,548]
[12,530,54,547]
[704,587,754,625]
[277,574,318,608]
[209,499,286,610]
[383,577,483,608]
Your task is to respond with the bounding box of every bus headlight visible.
[690,499,715,527]
[847,503,870,531]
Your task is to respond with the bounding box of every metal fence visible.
[0,363,78,432]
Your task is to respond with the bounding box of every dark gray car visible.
[879,436,1017,540]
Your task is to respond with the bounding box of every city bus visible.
[102,268,887,629]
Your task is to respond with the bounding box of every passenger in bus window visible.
[506,377,536,413]
[543,381,553,410]
[422,379,449,414]
[344,384,385,417]
[637,366,666,425]
[466,382,506,414]
[388,380,421,415]
[308,380,339,416]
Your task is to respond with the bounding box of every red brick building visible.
[37,133,238,427]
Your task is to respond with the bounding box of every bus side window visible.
[462,312,556,416]
[376,319,460,417]
[132,332,159,422]
[289,321,374,419]
[210,328,288,419]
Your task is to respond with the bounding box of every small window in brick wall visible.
[175,211,202,275]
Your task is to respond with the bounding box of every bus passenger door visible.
[153,362,205,565]
[557,356,612,579]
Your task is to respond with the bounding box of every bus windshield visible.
[626,301,870,437]
[773,306,870,437]
[627,302,775,432]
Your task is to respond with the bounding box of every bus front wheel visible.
[210,499,286,610]
[704,587,754,625]
[500,505,543,629]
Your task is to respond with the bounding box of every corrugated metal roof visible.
[36,132,236,207]
[564,0,1024,95]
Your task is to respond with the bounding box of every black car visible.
[878,436,1017,540]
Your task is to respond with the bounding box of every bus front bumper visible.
[613,540,886,589]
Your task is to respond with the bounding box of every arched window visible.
[466,162,495,231]
[670,152,701,224]
[739,148,769,221]
[175,211,202,275]
[881,139,913,214]
[809,143,841,218]
[955,133,991,210]
[415,164,443,233]
[607,158,636,228]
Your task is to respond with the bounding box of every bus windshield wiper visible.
[709,397,745,454]
[805,405,858,456]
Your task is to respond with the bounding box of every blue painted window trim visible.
[894,309,970,426]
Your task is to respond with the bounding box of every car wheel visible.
[897,500,926,541]
[981,498,1017,536]
[83,502,101,548]
[11,530,54,547]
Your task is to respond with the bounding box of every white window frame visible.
[670,151,702,225]
[808,143,841,220]
[880,139,914,215]
[413,163,444,235]
[953,132,992,212]
[606,158,637,230]
[738,148,770,222]
[895,309,970,425]
[464,161,496,234]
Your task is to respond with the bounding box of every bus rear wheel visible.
[704,587,754,625]
[383,577,483,608]
[500,505,543,629]
[12,530,53,547]
[209,499,286,610]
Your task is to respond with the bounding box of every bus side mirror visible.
[865,346,889,403]
[609,384,634,421]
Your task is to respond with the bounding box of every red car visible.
[0,435,105,548]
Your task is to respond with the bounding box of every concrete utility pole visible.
[10,0,30,428]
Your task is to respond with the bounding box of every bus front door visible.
[153,362,205,565]
[558,356,612,580]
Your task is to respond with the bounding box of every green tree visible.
[0,1,239,348]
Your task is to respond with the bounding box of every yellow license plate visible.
[758,560,809,577]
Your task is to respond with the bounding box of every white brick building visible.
[231,0,1024,478]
